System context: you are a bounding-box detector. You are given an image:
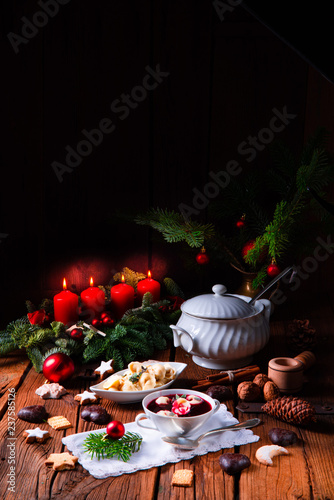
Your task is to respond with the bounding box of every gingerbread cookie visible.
[47,416,72,430]
[36,383,67,399]
[45,452,78,471]
[23,427,50,444]
[74,391,99,405]
[17,405,47,423]
[94,359,114,380]
[80,405,110,425]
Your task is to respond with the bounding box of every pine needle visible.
[83,432,143,462]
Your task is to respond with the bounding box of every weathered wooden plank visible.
[0,366,64,500]
[239,298,334,499]
[0,352,31,419]
[238,418,311,500]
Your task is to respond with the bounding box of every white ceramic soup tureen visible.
[170,284,271,369]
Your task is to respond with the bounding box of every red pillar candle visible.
[110,274,135,319]
[54,278,79,326]
[80,277,105,321]
[137,270,161,304]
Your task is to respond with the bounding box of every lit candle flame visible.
[147,270,152,279]
[121,274,125,283]
[90,276,94,287]
[63,277,67,290]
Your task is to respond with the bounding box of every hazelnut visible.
[237,381,261,401]
[263,381,280,401]
[253,373,270,389]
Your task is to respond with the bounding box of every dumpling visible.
[128,361,142,373]
[103,375,122,391]
[151,363,166,381]
[122,379,139,391]
[164,364,176,379]
[138,371,156,390]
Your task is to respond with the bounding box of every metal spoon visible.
[161,418,261,449]
[248,266,296,305]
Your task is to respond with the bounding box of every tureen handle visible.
[170,325,194,352]
[212,284,227,295]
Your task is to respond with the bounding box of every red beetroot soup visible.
[147,393,212,417]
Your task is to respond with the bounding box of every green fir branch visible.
[142,292,153,307]
[0,330,18,356]
[135,208,215,248]
[83,432,143,462]
[163,277,185,299]
[25,346,44,372]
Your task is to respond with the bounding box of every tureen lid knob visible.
[212,284,227,296]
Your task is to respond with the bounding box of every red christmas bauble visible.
[70,328,84,341]
[267,262,281,277]
[196,247,210,265]
[242,240,255,258]
[106,420,125,440]
[42,353,75,383]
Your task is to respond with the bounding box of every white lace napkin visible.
[62,405,259,478]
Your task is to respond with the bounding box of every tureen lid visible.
[181,284,257,320]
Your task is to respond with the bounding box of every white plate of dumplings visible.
[90,361,187,403]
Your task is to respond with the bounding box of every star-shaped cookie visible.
[45,452,78,471]
[23,427,50,443]
[74,390,99,405]
[94,359,114,380]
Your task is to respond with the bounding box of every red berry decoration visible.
[100,311,111,320]
[102,316,115,326]
[267,262,281,277]
[106,420,125,440]
[70,328,84,341]
[196,246,210,265]
[92,318,102,328]
[242,240,255,258]
[42,353,75,383]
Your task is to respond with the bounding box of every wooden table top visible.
[1,292,333,500]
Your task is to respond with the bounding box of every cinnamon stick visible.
[201,365,259,383]
[192,366,260,391]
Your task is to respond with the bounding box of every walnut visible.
[253,373,270,389]
[263,381,280,401]
[237,381,261,401]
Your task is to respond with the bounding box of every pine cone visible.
[262,396,316,425]
[287,319,317,352]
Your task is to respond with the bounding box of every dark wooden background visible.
[1,0,334,327]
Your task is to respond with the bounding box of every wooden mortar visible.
[268,357,304,393]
